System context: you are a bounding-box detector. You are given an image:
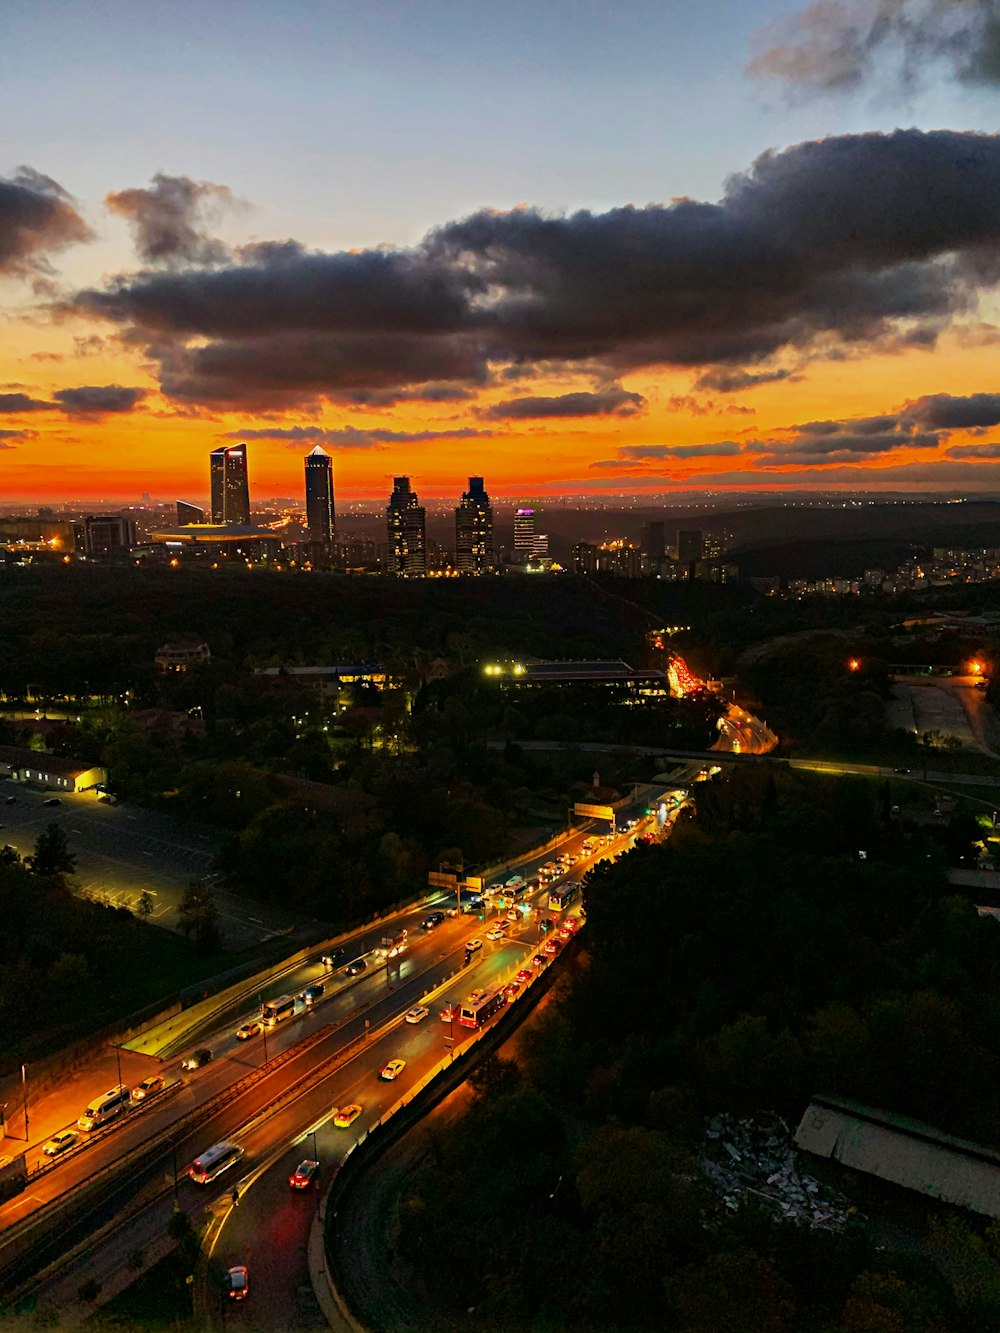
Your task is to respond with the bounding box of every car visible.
[563,916,580,933]
[422,911,445,929]
[235,1020,261,1041]
[381,1058,406,1080]
[485,926,505,941]
[334,1103,363,1128]
[544,938,562,956]
[321,948,345,968]
[556,928,572,943]
[439,1002,458,1022]
[894,767,912,775]
[133,1075,164,1101]
[5,796,16,805]
[226,1265,249,1301]
[42,1129,79,1157]
[515,969,533,985]
[289,1159,320,1190]
[301,984,324,1005]
[345,958,368,976]
[532,953,548,967]
[504,980,522,999]
[539,917,556,934]
[466,938,483,953]
[42,797,61,807]
[506,908,521,923]
[405,1005,429,1024]
[181,1048,213,1071]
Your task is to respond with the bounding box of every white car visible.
[404,1006,429,1024]
[465,938,483,953]
[485,926,505,941]
[42,1129,79,1157]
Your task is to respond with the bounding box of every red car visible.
[515,969,533,985]
[289,1159,320,1190]
[543,938,562,956]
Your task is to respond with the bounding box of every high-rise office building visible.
[83,514,136,558]
[304,445,335,547]
[209,443,251,525]
[640,521,666,561]
[454,476,495,574]
[386,476,427,576]
[176,500,205,526]
[513,508,536,559]
[677,529,704,563]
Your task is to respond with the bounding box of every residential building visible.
[454,476,495,574]
[513,507,547,560]
[640,521,666,561]
[83,514,136,558]
[209,442,251,524]
[304,445,335,548]
[155,637,211,671]
[573,542,598,574]
[386,476,426,576]
[677,528,704,563]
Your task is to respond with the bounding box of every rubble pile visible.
[701,1112,856,1231]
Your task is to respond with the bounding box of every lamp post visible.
[114,1042,123,1093]
[21,1064,29,1143]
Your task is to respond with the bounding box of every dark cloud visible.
[694,367,795,393]
[0,427,34,446]
[67,130,1000,409]
[903,391,1000,429]
[481,385,646,420]
[0,166,91,277]
[749,0,1000,96]
[105,173,236,266]
[946,442,1000,459]
[0,392,52,413]
[665,394,754,416]
[221,424,494,449]
[617,441,745,460]
[51,385,146,415]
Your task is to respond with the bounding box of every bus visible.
[261,994,296,1026]
[548,881,581,912]
[77,1085,131,1132]
[459,986,507,1029]
[188,1140,244,1184]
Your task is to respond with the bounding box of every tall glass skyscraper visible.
[455,476,495,574]
[386,476,426,576]
[304,445,335,547]
[209,443,251,524]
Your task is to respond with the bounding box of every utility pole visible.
[21,1064,28,1144]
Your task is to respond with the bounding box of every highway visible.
[0,783,679,1312]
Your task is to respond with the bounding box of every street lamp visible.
[21,1063,29,1143]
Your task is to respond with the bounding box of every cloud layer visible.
[0,167,91,277]
[105,173,235,266]
[66,130,1000,414]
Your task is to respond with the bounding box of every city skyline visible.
[3,2,1000,503]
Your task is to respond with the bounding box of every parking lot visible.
[0,781,308,950]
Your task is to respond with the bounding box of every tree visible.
[28,822,76,879]
[177,879,221,952]
[137,889,154,920]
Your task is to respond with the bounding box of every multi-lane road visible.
[1,782,681,1320]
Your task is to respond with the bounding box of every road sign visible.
[463,875,483,891]
[574,802,614,820]
[427,870,458,888]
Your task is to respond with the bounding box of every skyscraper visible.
[83,514,136,558]
[304,445,335,547]
[513,508,536,560]
[455,476,495,574]
[209,443,251,525]
[677,529,704,564]
[176,499,205,526]
[386,476,427,576]
[640,521,666,561]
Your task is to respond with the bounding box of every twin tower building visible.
[203,442,495,575]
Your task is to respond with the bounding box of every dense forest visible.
[400,769,1000,1333]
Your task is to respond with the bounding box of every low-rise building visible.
[0,745,107,793]
[155,638,211,672]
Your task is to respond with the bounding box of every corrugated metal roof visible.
[796,1095,1000,1217]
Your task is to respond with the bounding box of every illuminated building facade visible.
[386,476,426,576]
[209,443,251,524]
[304,445,336,548]
[455,476,495,574]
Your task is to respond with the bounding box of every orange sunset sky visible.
[4,2,1000,505]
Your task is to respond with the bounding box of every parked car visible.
[133,1075,164,1101]
[42,1129,79,1157]
[42,797,61,807]
[289,1159,320,1190]
[5,796,16,805]
[181,1048,213,1071]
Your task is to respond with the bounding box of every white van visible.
[77,1085,131,1132]
[188,1141,244,1184]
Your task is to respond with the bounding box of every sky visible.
[3,0,1000,504]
